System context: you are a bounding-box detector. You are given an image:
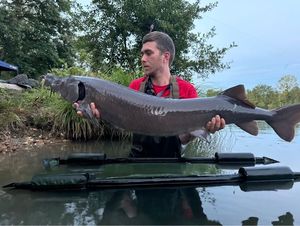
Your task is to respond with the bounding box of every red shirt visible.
[129,76,198,99]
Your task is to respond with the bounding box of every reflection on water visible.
[100,188,222,225]
[1,187,221,225]
[242,212,294,226]
[1,125,300,225]
[1,186,296,225]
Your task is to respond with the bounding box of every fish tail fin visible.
[268,104,300,142]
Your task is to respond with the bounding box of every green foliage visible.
[52,101,102,140]
[0,0,236,82]
[0,87,61,131]
[203,75,300,109]
[51,66,91,77]
[277,75,298,93]
[247,75,300,109]
[0,89,23,129]
[247,85,279,109]
[100,68,142,86]
[277,75,300,105]
[51,66,141,86]
[205,88,222,97]
[77,0,236,80]
[0,0,76,78]
[19,87,63,129]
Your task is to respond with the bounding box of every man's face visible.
[141,41,167,77]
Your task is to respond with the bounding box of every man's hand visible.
[180,115,225,145]
[206,115,225,133]
[73,102,101,119]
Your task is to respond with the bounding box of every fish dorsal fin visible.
[219,85,255,108]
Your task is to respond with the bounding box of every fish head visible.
[44,74,83,102]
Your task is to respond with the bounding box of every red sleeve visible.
[187,85,198,98]
[129,78,143,91]
[176,77,198,99]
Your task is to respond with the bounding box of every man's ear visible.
[163,51,171,64]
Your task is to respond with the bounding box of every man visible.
[75,31,225,157]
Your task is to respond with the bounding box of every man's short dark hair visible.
[142,31,175,66]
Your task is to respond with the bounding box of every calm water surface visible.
[0,125,300,225]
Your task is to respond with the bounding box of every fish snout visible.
[43,74,61,90]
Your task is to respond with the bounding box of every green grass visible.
[0,67,135,141]
[0,89,24,129]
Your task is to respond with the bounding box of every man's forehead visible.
[141,41,158,51]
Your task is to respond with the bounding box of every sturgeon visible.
[44,74,300,142]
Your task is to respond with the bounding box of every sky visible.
[78,0,300,90]
[195,0,300,90]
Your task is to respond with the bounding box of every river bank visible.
[0,127,68,154]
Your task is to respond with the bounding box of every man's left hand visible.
[206,115,225,133]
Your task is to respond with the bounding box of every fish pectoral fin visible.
[190,129,211,142]
[77,102,100,126]
[77,102,93,119]
[235,121,258,136]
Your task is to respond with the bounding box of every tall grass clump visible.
[0,89,23,130]
[52,101,105,140]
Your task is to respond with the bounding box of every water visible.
[1,125,300,225]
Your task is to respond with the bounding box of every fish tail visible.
[268,104,300,142]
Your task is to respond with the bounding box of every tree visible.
[277,75,298,93]
[247,85,279,109]
[0,0,76,78]
[78,0,236,80]
[206,88,222,97]
[289,86,300,104]
[277,75,299,105]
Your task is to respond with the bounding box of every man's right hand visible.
[73,102,101,119]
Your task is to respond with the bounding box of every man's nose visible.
[141,54,147,63]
